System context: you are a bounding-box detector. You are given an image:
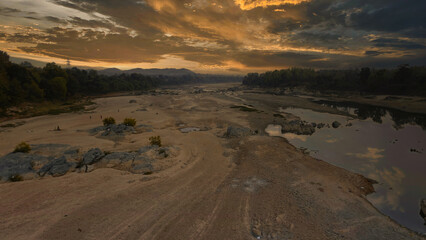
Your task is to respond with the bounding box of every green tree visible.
[44,77,67,100]
[0,51,10,65]
[41,62,67,80]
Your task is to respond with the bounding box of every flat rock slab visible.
[224,126,254,138]
[179,127,201,133]
[0,153,50,181]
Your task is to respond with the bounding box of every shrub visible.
[123,118,136,127]
[9,174,23,182]
[103,117,116,125]
[13,142,31,153]
[149,136,162,147]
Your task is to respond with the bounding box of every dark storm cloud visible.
[267,19,305,34]
[45,16,67,24]
[348,0,426,33]
[365,51,387,57]
[372,38,426,50]
[264,0,426,39]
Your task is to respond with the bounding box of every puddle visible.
[267,103,426,234]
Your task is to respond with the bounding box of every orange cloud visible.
[234,0,310,10]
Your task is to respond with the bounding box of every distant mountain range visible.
[98,68,197,76]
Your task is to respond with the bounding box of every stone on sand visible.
[82,148,105,165]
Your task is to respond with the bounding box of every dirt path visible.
[0,84,423,239]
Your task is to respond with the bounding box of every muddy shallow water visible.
[266,102,426,234]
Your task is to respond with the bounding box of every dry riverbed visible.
[0,83,424,239]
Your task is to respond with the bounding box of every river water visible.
[266,101,426,234]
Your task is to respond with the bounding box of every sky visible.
[0,0,425,74]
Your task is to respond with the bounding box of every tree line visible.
[0,51,161,112]
[0,51,241,115]
[242,65,426,96]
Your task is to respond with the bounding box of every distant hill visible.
[99,68,197,77]
[98,68,122,76]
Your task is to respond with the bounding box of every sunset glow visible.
[0,0,425,73]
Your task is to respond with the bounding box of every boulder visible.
[420,199,426,224]
[82,148,105,165]
[90,124,135,137]
[101,124,135,136]
[224,126,253,138]
[332,121,341,128]
[281,120,316,135]
[38,156,75,177]
[0,153,50,181]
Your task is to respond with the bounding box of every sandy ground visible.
[0,83,423,239]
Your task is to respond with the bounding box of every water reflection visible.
[367,167,406,212]
[268,104,426,234]
[346,147,385,162]
[314,100,426,130]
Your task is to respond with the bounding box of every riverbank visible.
[0,83,424,239]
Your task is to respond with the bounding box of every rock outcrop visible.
[224,126,254,138]
[1,143,178,182]
[38,156,75,177]
[82,148,105,165]
[281,120,316,135]
[99,152,136,168]
[332,121,341,128]
[0,153,49,181]
[89,124,136,137]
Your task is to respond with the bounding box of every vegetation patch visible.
[273,113,284,118]
[149,136,162,147]
[103,117,116,125]
[9,174,23,182]
[13,142,31,153]
[123,118,136,127]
